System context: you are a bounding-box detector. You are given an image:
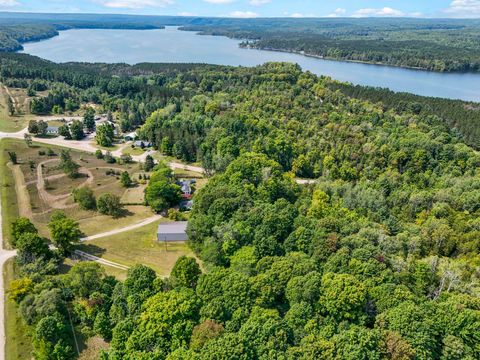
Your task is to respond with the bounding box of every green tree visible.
[48,212,82,254]
[94,312,112,340]
[16,232,50,264]
[11,217,38,247]
[83,107,96,132]
[66,262,105,298]
[96,123,115,147]
[120,171,132,188]
[7,151,17,164]
[144,154,155,172]
[28,120,39,134]
[70,120,85,140]
[37,120,48,136]
[170,256,202,289]
[96,193,123,217]
[124,288,201,357]
[72,187,96,210]
[58,124,71,139]
[7,95,15,116]
[319,272,367,323]
[59,150,79,178]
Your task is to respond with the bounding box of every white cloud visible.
[97,0,173,9]
[353,7,405,17]
[204,0,235,4]
[288,12,316,18]
[249,0,271,6]
[229,10,259,18]
[178,12,197,16]
[444,0,480,17]
[0,0,18,6]
[327,8,346,17]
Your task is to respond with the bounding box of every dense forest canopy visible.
[2,54,480,359]
[0,13,480,72]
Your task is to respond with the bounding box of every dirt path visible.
[37,159,93,209]
[7,163,32,218]
[81,214,162,241]
[73,250,129,270]
[2,85,17,110]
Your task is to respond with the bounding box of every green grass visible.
[1,138,155,240]
[122,146,145,156]
[0,86,32,133]
[0,139,20,249]
[4,258,33,360]
[77,220,198,276]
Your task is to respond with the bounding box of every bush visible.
[97,193,123,217]
[167,209,187,221]
[72,187,96,210]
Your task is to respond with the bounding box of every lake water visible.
[20,27,480,102]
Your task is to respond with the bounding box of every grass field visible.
[4,258,33,360]
[121,145,146,156]
[0,85,32,133]
[0,140,20,249]
[78,220,198,276]
[1,139,157,240]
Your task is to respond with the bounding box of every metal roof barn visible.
[157,221,188,242]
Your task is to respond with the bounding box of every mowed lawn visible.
[78,220,198,277]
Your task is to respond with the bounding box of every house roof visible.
[46,126,59,131]
[157,221,188,235]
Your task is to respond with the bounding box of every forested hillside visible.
[1,13,480,72]
[2,55,480,359]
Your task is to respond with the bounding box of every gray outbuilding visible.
[157,221,188,242]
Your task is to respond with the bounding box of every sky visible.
[0,1,479,19]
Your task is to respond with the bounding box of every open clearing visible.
[0,139,159,238]
[0,85,33,133]
[78,220,197,276]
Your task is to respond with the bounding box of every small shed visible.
[157,221,188,242]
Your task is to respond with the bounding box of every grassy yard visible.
[121,145,146,156]
[4,258,33,360]
[78,220,198,277]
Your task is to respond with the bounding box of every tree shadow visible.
[113,207,134,219]
[76,244,106,258]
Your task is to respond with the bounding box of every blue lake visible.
[20,27,480,102]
